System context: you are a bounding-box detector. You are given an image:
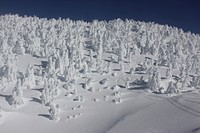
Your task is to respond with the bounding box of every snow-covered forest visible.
[0,14,200,133]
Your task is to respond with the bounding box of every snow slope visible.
[0,15,200,133]
[107,92,200,133]
[0,54,199,133]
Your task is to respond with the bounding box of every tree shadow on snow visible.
[103,59,112,63]
[0,94,12,105]
[125,72,131,74]
[58,76,66,82]
[41,61,49,68]
[113,69,121,71]
[172,75,180,80]
[91,70,99,73]
[181,90,194,93]
[118,85,126,88]
[33,54,43,58]
[30,97,42,104]
[79,69,85,73]
[124,61,129,63]
[79,83,85,88]
[32,88,44,93]
[38,114,50,120]
[34,64,43,67]
[152,91,166,95]
[128,85,147,90]
[192,127,200,133]
[161,77,167,80]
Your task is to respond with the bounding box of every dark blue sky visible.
[0,0,200,34]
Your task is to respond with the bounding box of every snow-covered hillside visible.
[0,14,200,133]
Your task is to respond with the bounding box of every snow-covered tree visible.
[40,89,51,106]
[12,38,25,55]
[47,56,55,75]
[148,69,161,92]
[125,77,130,89]
[40,75,59,106]
[82,59,89,75]
[166,81,179,94]
[166,66,172,80]
[48,102,60,121]
[179,66,187,82]
[181,72,189,90]
[83,77,92,90]
[37,66,43,76]
[25,63,35,89]
[106,62,111,74]
[10,79,24,107]
[129,68,134,75]
[55,54,63,74]
[148,75,158,92]
[119,61,124,71]
[0,76,7,92]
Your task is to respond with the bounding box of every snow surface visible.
[0,55,199,133]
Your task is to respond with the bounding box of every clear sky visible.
[0,0,200,34]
